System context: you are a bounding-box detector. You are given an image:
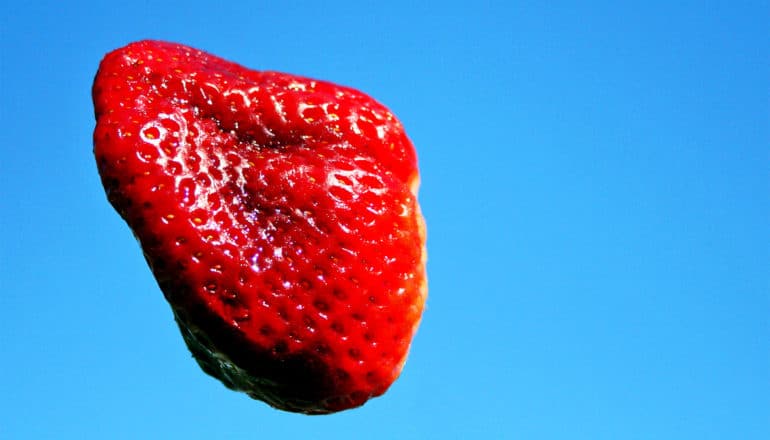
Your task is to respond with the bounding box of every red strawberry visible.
[92,40,427,414]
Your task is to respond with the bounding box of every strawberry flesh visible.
[93,41,427,414]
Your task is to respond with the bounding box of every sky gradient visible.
[2,1,768,439]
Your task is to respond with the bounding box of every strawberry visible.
[92,41,427,414]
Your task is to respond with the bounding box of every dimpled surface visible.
[93,40,427,414]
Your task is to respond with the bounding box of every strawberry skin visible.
[92,41,427,414]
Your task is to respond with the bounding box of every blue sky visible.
[1,1,768,438]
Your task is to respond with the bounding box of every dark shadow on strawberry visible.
[172,297,340,414]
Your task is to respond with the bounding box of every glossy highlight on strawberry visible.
[92,40,427,414]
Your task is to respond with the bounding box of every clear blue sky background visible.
[1,1,768,439]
